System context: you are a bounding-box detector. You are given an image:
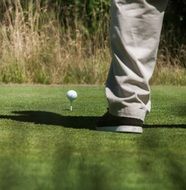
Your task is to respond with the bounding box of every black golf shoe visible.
[96,111,143,133]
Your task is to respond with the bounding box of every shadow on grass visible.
[138,126,186,189]
[0,111,185,189]
[0,111,97,130]
[144,124,186,128]
[0,110,185,129]
[52,138,111,190]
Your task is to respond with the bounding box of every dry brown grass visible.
[0,0,110,84]
[0,0,185,85]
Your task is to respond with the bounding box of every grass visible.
[0,85,185,190]
[0,0,185,85]
[0,0,110,84]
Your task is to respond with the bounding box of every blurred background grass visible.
[0,0,185,84]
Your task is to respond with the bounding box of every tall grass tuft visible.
[151,25,186,85]
[0,0,185,85]
[0,0,110,84]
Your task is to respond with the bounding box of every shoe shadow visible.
[0,111,97,130]
[144,124,186,128]
[0,111,185,130]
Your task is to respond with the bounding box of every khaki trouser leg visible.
[106,0,168,121]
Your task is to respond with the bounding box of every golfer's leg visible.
[106,0,168,121]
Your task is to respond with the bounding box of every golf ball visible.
[66,90,78,101]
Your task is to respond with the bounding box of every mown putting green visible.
[0,85,185,190]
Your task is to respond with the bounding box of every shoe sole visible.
[96,125,143,133]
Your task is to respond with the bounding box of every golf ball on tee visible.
[66,90,78,101]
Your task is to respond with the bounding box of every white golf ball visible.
[66,90,78,101]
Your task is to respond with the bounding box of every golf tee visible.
[70,101,73,111]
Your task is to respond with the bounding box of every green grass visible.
[0,85,185,190]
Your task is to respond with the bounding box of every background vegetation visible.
[0,0,185,84]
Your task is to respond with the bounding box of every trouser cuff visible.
[109,106,147,121]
